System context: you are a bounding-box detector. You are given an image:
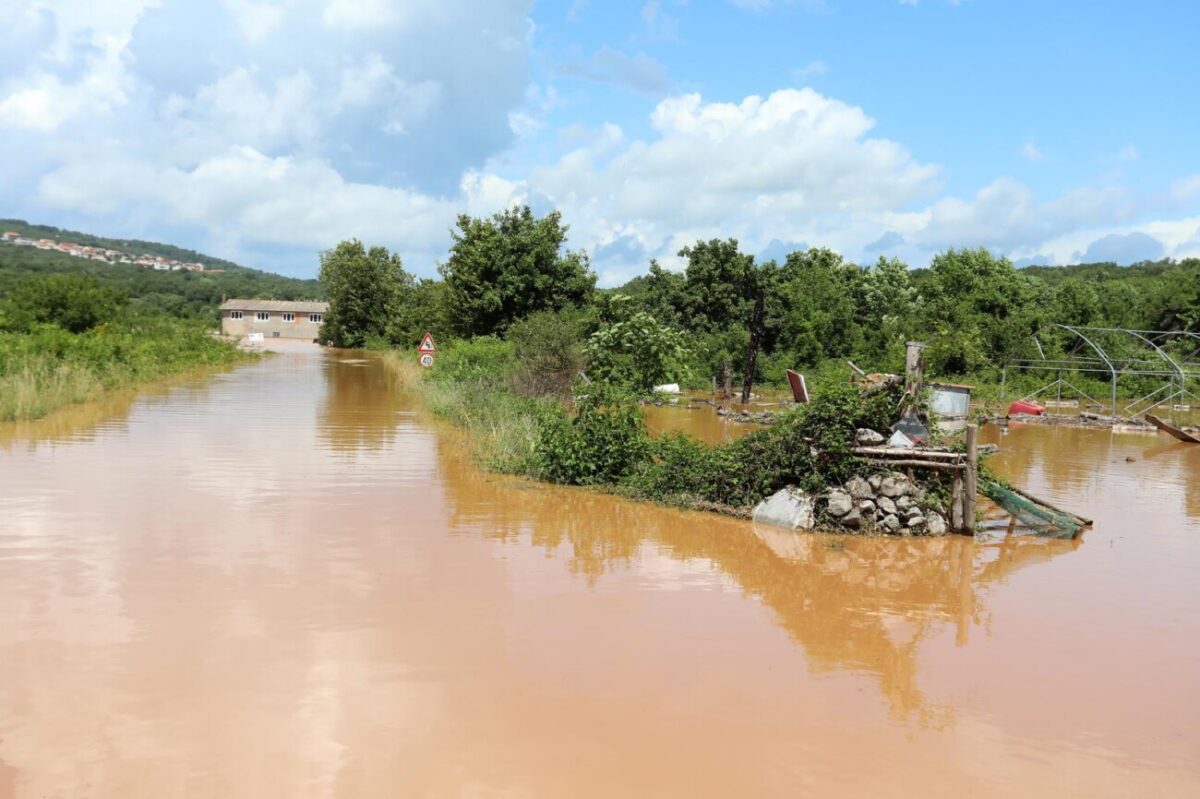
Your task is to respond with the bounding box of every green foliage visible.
[440,206,595,337]
[429,336,517,384]
[678,238,755,334]
[532,386,651,486]
[584,296,690,391]
[318,240,412,348]
[0,274,123,333]
[505,308,589,397]
[629,382,902,507]
[919,248,1043,374]
[776,248,866,365]
[0,313,249,421]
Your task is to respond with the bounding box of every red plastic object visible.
[1007,400,1046,416]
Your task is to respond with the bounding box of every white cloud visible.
[321,0,401,31]
[3,2,1198,282]
[795,60,828,78]
[1021,139,1045,161]
[225,0,285,42]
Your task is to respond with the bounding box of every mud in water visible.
[1,351,1198,797]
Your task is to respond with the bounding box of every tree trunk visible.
[741,285,766,404]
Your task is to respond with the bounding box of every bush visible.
[532,387,651,485]
[585,301,690,392]
[505,308,589,397]
[628,382,902,507]
[0,273,123,334]
[430,336,518,385]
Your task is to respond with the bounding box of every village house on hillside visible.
[220,299,329,341]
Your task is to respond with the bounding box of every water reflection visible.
[316,353,409,455]
[435,430,1083,722]
[1,353,1197,797]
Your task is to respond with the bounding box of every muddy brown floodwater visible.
[1,350,1198,798]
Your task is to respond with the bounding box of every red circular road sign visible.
[419,353,435,368]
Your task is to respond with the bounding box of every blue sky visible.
[2,0,1198,283]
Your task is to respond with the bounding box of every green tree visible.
[440,206,595,337]
[776,248,865,366]
[0,273,123,333]
[318,240,412,348]
[678,238,755,334]
[918,248,1043,373]
[585,296,690,391]
[860,256,914,363]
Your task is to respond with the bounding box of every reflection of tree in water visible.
[317,354,408,455]
[436,430,1082,723]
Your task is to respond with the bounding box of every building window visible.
[309,313,322,323]
[230,311,243,320]
[282,312,295,322]
[255,311,270,321]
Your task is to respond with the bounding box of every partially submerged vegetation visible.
[385,337,958,533]
[0,273,252,422]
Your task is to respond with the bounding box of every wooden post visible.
[950,472,964,532]
[904,341,926,400]
[962,423,978,534]
[722,361,733,403]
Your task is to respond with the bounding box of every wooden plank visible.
[852,446,964,460]
[1145,414,1200,444]
[861,459,964,471]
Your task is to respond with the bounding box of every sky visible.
[1,0,1199,284]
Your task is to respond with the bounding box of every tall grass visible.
[0,357,102,421]
[0,317,252,422]
[383,349,544,471]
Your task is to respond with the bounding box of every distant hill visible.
[0,219,323,320]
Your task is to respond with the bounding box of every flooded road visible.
[1,351,1198,797]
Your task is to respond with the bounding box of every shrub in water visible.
[533,386,651,485]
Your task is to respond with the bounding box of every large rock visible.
[858,499,876,516]
[879,475,914,498]
[752,488,816,532]
[855,428,886,446]
[846,476,874,500]
[876,496,897,516]
[896,496,913,512]
[841,507,863,529]
[867,474,883,491]
[926,513,947,536]
[880,514,902,532]
[826,489,854,517]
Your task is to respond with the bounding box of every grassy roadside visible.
[0,317,255,422]
[383,348,545,471]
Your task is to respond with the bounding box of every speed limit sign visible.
[419,353,435,368]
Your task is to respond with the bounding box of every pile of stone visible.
[827,473,947,535]
[752,471,948,536]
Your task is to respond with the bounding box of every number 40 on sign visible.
[417,331,437,368]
